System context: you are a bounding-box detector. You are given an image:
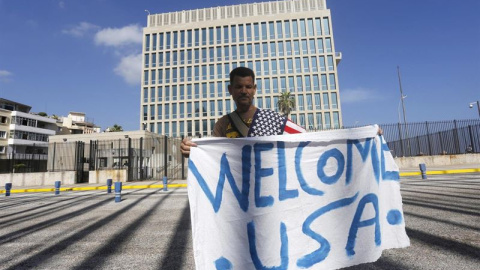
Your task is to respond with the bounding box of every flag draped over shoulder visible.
[187,125,410,270]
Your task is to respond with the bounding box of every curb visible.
[0,184,188,194]
[399,168,480,177]
[1,168,479,194]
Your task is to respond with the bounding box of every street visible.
[0,173,479,269]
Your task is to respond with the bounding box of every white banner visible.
[187,125,410,270]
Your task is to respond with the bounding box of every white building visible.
[56,112,101,135]
[0,98,57,160]
[141,0,342,136]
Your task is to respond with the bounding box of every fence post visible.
[164,135,168,178]
[52,142,56,172]
[107,179,113,193]
[397,123,405,157]
[439,132,445,154]
[139,137,143,180]
[127,137,132,181]
[468,125,475,153]
[425,121,432,155]
[453,120,460,154]
[181,135,185,180]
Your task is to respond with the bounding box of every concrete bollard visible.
[5,183,12,197]
[115,182,122,203]
[419,163,427,179]
[107,179,113,194]
[55,181,61,195]
[163,176,168,191]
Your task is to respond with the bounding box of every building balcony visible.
[9,124,56,135]
[335,52,342,65]
[8,138,49,147]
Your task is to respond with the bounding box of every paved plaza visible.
[0,172,479,269]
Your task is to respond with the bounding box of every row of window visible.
[144,111,341,137]
[143,92,339,121]
[143,74,337,100]
[144,60,336,87]
[145,18,331,51]
[11,116,38,127]
[144,38,333,68]
[9,130,49,142]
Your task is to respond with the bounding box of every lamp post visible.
[469,101,480,118]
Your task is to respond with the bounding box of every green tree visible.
[108,124,123,132]
[277,91,296,118]
[37,112,48,117]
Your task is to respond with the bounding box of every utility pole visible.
[397,66,411,156]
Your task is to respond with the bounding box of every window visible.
[150,87,155,102]
[278,41,284,56]
[311,57,318,72]
[325,38,332,53]
[306,94,313,110]
[323,93,330,109]
[159,33,164,49]
[286,41,292,56]
[145,34,150,51]
[261,22,267,40]
[295,58,301,73]
[298,94,304,110]
[327,56,334,71]
[0,131,6,138]
[299,19,306,37]
[276,21,283,38]
[317,39,324,53]
[223,26,229,43]
[144,54,149,68]
[323,18,330,35]
[331,93,338,109]
[269,21,275,39]
[329,74,336,89]
[265,97,271,109]
[254,23,260,40]
[305,75,311,91]
[324,112,331,129]
[315,18,322,35]
[313,75,320,91]
[246,24,252,41]
[180,31,185,48]
[302,40,308,54]
[319,56,326,71]
[1,116,8,124]
[321,75,327,90]
[209,27,214,45]
[239,24,245,41]
[307,19,314,36]
[284,20,291,38]
[308,113,314,130]
[292,20,298,37]
[315,93,321,109]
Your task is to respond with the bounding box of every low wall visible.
[89,170,128,184]
[394,153,480,169]
[0,171,77,187]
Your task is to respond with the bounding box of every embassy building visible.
[140,0,343,136]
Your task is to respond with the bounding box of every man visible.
[181,67,304,157]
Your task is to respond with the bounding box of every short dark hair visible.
[229,67,255,85]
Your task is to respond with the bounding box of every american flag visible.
[284,119,306,134]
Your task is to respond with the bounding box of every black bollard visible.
[107,179,113,193]
[5,183,12,197]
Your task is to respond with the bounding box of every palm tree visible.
[107,124,123,132]
[277,91,295,118]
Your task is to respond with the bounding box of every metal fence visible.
[377,119,480,157]
[48,136,185,181]
[2,119,478,175]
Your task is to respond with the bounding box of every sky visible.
[0,0,479,131]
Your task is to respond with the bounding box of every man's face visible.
[228,76,256,108]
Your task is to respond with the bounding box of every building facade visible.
[0,98,57,160]
[56,112,101,135]
[140,0,342,137]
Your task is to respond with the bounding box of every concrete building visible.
[56,112,101,135]
[0,98,57,160]
[140,0,343,136]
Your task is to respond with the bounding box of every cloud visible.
[58,1,65,9]
[114,54,142,85]
[62,22,100,37]
[94,24,143,47]
[0,70,13,82]
[340,87,383,104]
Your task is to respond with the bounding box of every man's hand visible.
[181,137,197,158]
